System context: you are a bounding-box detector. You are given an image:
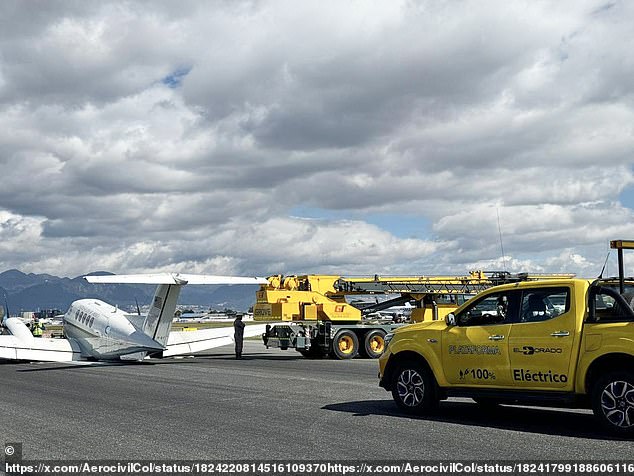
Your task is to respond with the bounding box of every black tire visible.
[391,360,438,414]
[331,330,359,359]
[363,329,387,359]
[591,370,634,436]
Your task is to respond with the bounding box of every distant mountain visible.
[0,270,260,313]
[0,269,61,292]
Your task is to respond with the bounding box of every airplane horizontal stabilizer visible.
[164,324,266,357]
[84,273,267,285]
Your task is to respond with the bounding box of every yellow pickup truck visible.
[378,277,634,435]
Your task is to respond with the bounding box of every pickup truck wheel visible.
[391,361,437,414]
[592,371,634,435]
[331,330,359,359]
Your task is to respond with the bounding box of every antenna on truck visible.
[598,252,610,279]
[497,208,507,273]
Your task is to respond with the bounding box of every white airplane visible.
[0,273,267,362]
[365,302,415,320]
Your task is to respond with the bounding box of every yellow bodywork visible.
[410,303,461,323]
[253,275,361,322]
[576,321,634,392]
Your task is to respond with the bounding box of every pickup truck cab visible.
[378,278,634,435]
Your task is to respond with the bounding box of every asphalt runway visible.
[0,341,631,462]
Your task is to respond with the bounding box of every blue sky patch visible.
[619,185,634,209]
[290,206,431,239]
[161,67,192,88]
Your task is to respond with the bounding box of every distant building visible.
[34,309,63,319]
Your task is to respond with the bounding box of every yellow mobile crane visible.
[255,271,573,359]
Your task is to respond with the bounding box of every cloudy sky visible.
[0,0,633,279]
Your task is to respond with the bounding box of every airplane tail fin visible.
[143,284,182,347]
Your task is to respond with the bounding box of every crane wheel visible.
[363,330,387,359]
[331,330,359,359]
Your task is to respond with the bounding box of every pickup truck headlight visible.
[384,332,394,349]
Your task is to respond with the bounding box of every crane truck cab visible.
[378,276,634,435]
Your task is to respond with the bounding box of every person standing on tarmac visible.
[32,319,44,337]
[233,314,245,359]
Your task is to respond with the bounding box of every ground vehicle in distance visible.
[378,272,634,435]
[255,272,571,359]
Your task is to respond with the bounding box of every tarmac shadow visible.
[8,352,304,370]
[192,352,306,361]
[322,399,632,441]
[14,360,168,371]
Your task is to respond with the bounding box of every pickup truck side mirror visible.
[445,313,456,326]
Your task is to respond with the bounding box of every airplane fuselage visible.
[64,300,163,360]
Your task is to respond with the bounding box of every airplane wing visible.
[84,273,268,285]
[163,324,266,357]
[0,323,267,361]
[0,335,83,362]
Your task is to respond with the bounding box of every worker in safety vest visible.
[32,320,43,337]
[233,314,245,359]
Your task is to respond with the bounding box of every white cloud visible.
[0,0,633,279]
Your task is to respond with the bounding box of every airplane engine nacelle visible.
[5,317,35,344]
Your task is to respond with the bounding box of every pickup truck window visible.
[589,286,634,322]
[519,287,570,323]
[456,291,519,326]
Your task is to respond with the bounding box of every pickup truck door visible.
[441,291,519,387]
[507,286,576,391]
